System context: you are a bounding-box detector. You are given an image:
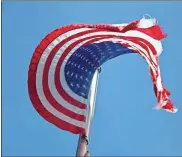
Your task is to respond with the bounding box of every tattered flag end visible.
[164,108,178,113]
[162,101,178,113]
[152,106,178,113]
[153,100,178,113]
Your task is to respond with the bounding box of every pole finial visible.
[98,67,101,73]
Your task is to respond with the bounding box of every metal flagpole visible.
[76,67,101,157]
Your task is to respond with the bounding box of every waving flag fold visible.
[28,16,177,135]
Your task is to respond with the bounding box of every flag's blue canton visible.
[65,41,134,99]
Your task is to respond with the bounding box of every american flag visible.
[28,20,177,135]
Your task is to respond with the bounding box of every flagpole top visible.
[98,67,101,73]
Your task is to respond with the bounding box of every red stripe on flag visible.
[42,43,86,122]
[28,25,92,134]
[53,32,111,107]
[41,30,105,123]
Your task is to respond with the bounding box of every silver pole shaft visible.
[76,67,101,157]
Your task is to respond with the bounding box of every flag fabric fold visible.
[28,16,177,135]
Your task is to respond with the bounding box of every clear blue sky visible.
[2,1,182,156]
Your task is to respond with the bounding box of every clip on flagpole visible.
[76,67,101,157]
